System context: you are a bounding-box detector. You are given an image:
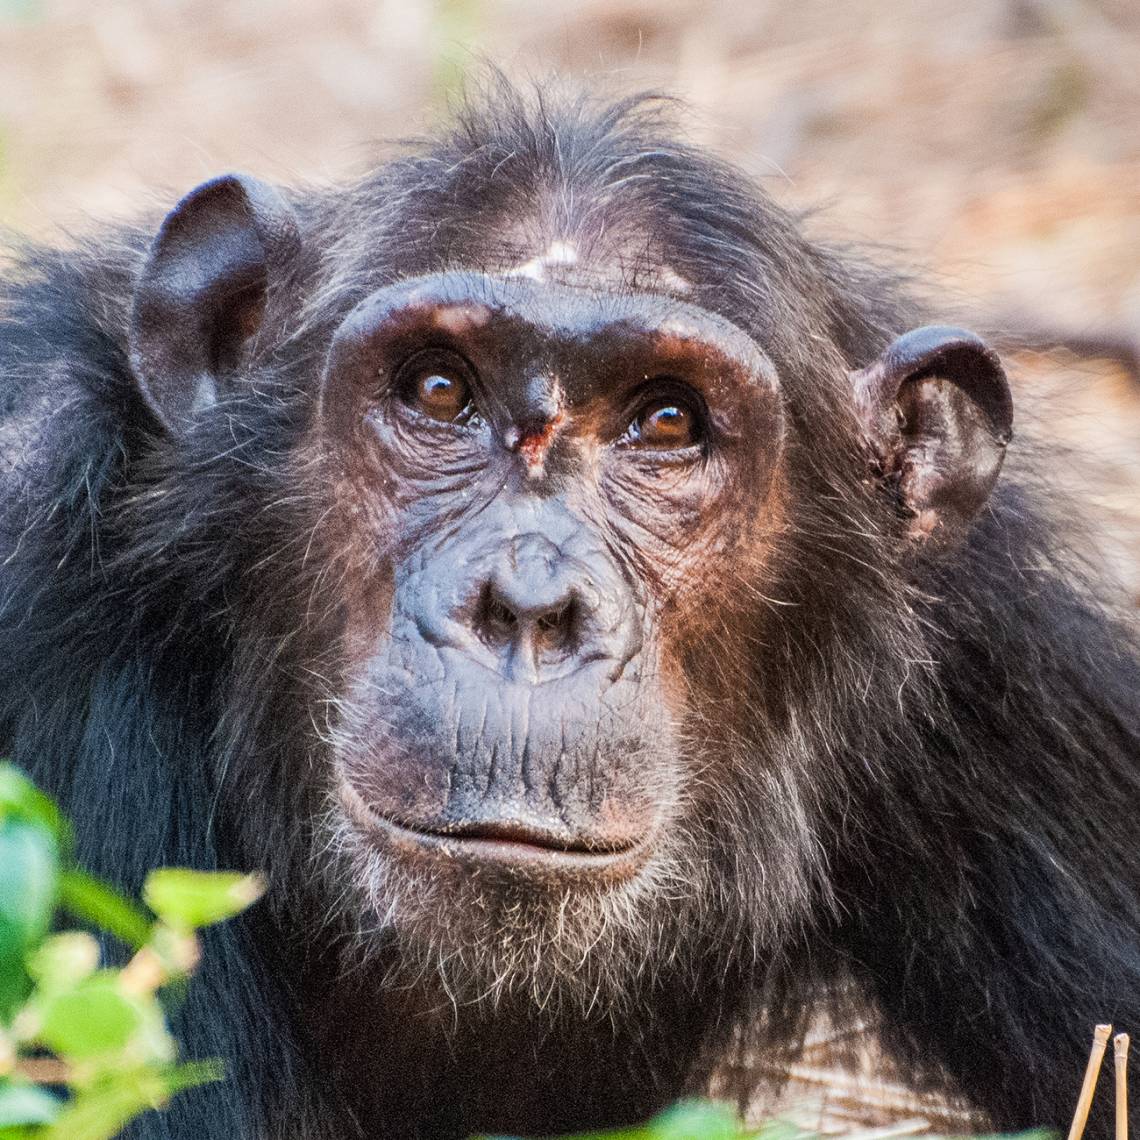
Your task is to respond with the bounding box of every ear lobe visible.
[129,174,301,433]
[850,326,1014,548]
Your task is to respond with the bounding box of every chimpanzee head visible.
[125,92,1012,1015]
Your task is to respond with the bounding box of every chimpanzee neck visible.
[287,942,725,1140]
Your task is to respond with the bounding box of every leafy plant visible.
[481,1100,808,1140]
[0,763,263,1140]
[483,1102,1057,1140]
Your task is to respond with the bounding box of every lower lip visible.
[337,781,652,879]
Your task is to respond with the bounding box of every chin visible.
[315,782,699,1019]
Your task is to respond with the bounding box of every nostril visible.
[534,599,577,650]
[488,597,518,631]
[473,580,579,658]
[477,584,520,645]
[535,607,563,634]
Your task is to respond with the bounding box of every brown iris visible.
[400,353,474,422]
[632,399,698,449]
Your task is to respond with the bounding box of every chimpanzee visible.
[1,80,1138,1140]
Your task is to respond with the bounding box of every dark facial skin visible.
[312,271,787,898]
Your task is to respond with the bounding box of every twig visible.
[1116,1033,1129,1140]
[1069,1024,1113,1140]
[766,1062,979,1122]
[119,945,169,996]
[14,1058,70,1084]
[843,1118,930,1140]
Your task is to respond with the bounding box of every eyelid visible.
[394,347,480,424]
[619,378,708,452]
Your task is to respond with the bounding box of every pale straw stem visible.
[1068,1024,1113,1140]
[1115,1033,1129,1140]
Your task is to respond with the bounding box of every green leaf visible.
[0,765,65,842]
[34,1065,219,1140]
[479,1101,752,1140]
[58,870,152,950]
[41,1070,168,1140]
[161,1059,225,1095]
[121,991,178,1067]
[143,870,264,930]
[0,958,27,1026]
[0,822,58,950]
[37,974,149,1059]
[0,819,58,1015]
[647,1101,741,1140]
[0,1083,61,1126]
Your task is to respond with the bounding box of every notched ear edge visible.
[128,173,301,435]
[850,325,1014,549]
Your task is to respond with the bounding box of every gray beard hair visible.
[293,743,828,1027]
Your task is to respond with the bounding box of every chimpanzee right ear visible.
[850,326,1014,549]
[129,174,300,434]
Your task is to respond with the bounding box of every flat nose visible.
[471,535,584,675]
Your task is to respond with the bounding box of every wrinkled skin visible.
[321,275,785,867]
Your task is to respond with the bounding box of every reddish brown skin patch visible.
[515,410,566,471]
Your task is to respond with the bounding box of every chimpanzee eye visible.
[627,396,702,450]
[397,352,476,423]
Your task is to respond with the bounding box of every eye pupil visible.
[400,355,474,422]
[636,400,697,448]
[650,406,685,433]
[422,374,458,406]
[419,374,464,417]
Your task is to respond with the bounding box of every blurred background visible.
[0,1,1137,595]
[0,0,1137,1129]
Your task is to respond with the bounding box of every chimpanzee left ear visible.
[850,326,1014,548]
[129,173,301,434]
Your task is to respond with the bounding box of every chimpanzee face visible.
[314,270,786,900]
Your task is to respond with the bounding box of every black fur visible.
[1,79,1138,1138]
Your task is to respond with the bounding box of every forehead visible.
[495,238,694,298]
[435,191,702,298]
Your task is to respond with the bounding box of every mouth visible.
[337,779,653,880]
